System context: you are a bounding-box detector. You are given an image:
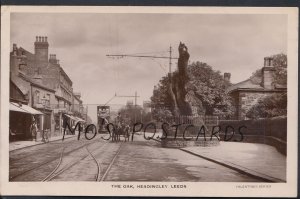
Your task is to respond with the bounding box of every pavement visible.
[182,141,286,182]
[9,133,76,152]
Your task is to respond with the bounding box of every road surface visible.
[10,134,262,182]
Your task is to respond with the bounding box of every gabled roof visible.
[10,75,30,95]
[18,47,34,56]
[18,72,56,93]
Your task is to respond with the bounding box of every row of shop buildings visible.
[10,36,87,141]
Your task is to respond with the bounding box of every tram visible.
[97,105,110,133]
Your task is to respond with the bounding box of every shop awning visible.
[10,102,44,115]
[64,114,77,120]
[74,117,85,122]
[10,103,28,113]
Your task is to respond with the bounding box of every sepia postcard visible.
[0,6,298,197]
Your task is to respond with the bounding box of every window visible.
[35,90,40,104]
[46,94,50,107]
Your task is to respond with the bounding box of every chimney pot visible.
[13,44,17,55]
[224,72,231,81]
[36,36,38,42]
[264,57,274,67]
[38,36,41,42]
[45,36,48,42]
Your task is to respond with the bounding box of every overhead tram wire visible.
[106,46,178,76]
[124,50,170,56]
[107,54,178,60]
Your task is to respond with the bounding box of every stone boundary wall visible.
[219,116,287,155]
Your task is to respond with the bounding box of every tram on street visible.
[97,105,110,133]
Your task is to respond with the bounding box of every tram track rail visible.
[10,140,99,181]
[99,142,123,181]
[86,145,102,181]
[43,142,109,182]
[43,141,124,182]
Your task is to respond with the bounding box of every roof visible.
[19,47,35,57]
[10,75,30,95]
[18,72,56,93]
[10,102,43,115]
[226,77,287,94]
[226,78,263,93]
[30,80,56,93]
[59,66,73,85]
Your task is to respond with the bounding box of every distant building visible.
[226,57,287,120]
[143,101,151,113]
[72,92,83,116]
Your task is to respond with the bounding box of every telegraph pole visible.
[169,46,172,76]
[115,92,140,123]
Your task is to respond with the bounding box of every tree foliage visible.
[246,53,287,119]
[118,104,152,124]
[151,61,235,118]
[250,53,287,85]
[150,76,173,121]
[246,93,287,119]
[186,61,234,116]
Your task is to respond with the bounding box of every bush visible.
[246,93,287,119]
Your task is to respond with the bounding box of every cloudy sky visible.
[10,13,287,122]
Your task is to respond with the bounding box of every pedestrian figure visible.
[30,117,38,142]
[112,113,123,142]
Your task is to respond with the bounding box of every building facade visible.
[10,36,86,140]
[226,57,287,120]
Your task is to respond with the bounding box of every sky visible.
[10,13,287,122]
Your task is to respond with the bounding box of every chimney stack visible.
[49,54,58,64]
[262,57,275,89]
[34,35,49,63]
[10,44,27,77]
[224,73,231,82]
[12,44,17,55]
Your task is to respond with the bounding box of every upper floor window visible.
[46,94,50,107]
[35,90,40,104]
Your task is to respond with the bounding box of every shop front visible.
[9,102,43,142]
